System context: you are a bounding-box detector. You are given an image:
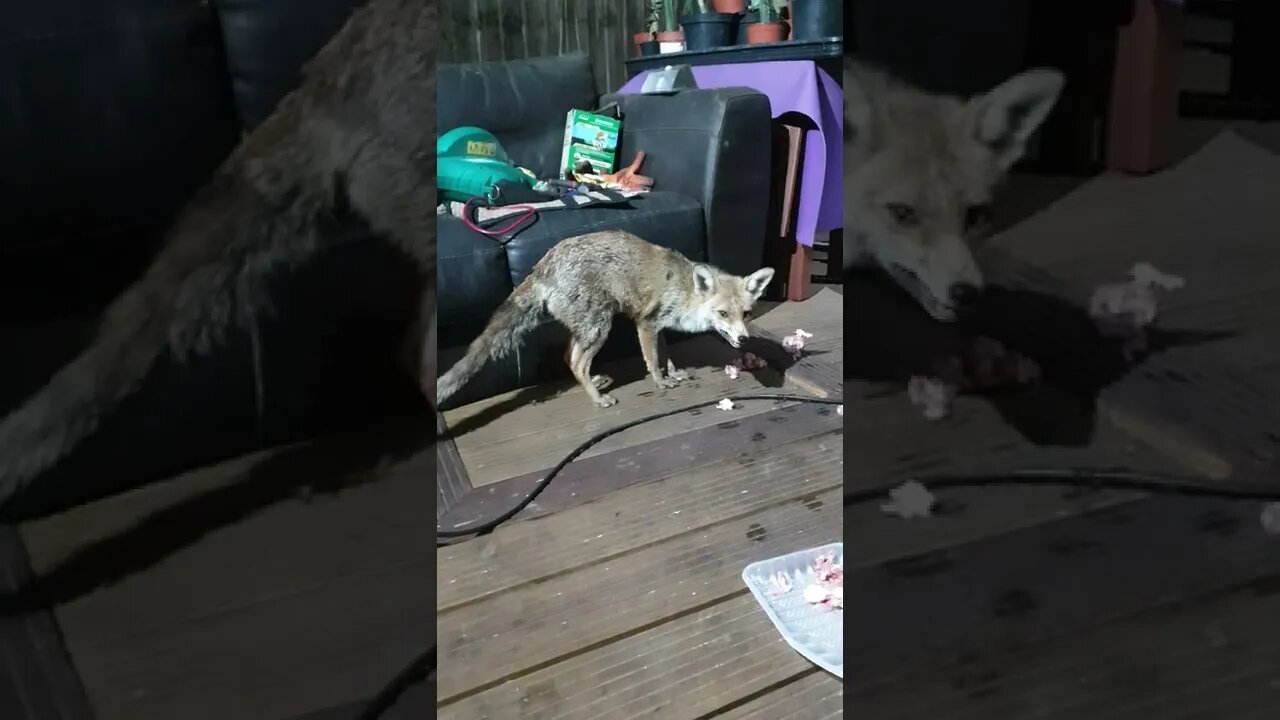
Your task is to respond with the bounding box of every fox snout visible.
[724,328,748,348]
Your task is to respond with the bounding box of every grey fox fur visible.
[0,0,437,508]
[437,230,774,408]
[844,57,1064,321]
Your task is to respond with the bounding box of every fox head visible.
[844,58,1064,321]
[689,265,775,348]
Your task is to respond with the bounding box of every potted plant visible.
[712,0,747,12]
[651,0,685,54]
[634,5,660,57]
[789,0,841,41]
[745,0,787,45]
[680,0,736,51]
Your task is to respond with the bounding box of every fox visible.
[436,230,775,408]
[843,57,1065,321]
[0,0,437,511]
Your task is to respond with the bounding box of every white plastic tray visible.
[741,541,843,678]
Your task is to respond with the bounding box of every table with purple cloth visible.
[618,61,843,250]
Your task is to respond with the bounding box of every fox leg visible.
[657,331,691,382]
[567,333,616,407]
[638,324,682,389]
[564,344,611,391]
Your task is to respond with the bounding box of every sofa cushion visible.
[212,0,365,130]
[438,53,598,179]
[0,0,241,251]
[437,219,515,339]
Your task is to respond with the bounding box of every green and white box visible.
[560,109,621,177]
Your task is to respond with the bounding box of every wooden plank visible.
[20,425,434,720]
[845,494,1280,687]
[753,287,844,395]
[443,333,818,487]
[715,670,843,719]
[436,412,472,519]
[437,485,841,702]
[844,379,1200,482]
[477,0,506,61]
[438,430,842,609]
[847,574,1280,719]
[438,401,840,531]
[0,526,95,720]
[498,0,526,61]
[441,594,826,719]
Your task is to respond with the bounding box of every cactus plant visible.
[649,0,679,32]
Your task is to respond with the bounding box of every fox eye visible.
[717,310,729,319]
[964,203,994,230]
[885,203,917,226]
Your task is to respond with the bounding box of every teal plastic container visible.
[437,126,532,203]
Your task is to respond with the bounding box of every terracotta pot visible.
[655,29,686,54]
[712,0,747,12]
[632,31,654,57]
[745,21,785,44]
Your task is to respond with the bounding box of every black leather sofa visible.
[0,0,426,519]
[437,53,772,408]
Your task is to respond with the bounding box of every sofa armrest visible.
[601,87,772,276]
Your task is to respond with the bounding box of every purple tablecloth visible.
[618,61,843,248]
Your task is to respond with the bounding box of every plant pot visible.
[655,29,686,54]
[632,31,654,57]
[680,12,736,51]
[638,40,661,57]
[735,11,757,45]
[746,21,786,45]
[712,0,747,12]
[790,0,841,40]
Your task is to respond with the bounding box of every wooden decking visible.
[15,419,435,720]
[436,289,845,718]
[840,131,1280,715]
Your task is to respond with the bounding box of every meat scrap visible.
[803,552,843,610]
[764,553,843,610]
[782,328,814,360]
[908,336,1041,421]
[1088,261,1185,360]
[725,351,769,379]
[880,480,936,519]
[908,376,957,420]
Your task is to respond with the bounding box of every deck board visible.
[437,480,841,701]
[442,332,818,487]
[19,421,434,720]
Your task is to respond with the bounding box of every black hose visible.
[383,392,1280,720]
[437,393,844,541]
[845,468,1280,505]
[356,646,433,720]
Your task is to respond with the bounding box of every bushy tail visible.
[0,174,308,509]
[437,278,543,406]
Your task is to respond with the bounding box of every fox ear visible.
[844,57,875,145]
[693,265,716,295]
[968,68,1064,171]
[744,267,775,300]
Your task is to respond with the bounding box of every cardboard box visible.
[560,109,620,177]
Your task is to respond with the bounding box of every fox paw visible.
[665,361,691,382]
[590,374,614,390]
[594,393,618,408]
[654,377,680,389]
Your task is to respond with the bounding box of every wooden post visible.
[1106,0,1184,174]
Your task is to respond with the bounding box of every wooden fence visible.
[439,0,651,95]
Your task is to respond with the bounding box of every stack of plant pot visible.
[632,0,840,56]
